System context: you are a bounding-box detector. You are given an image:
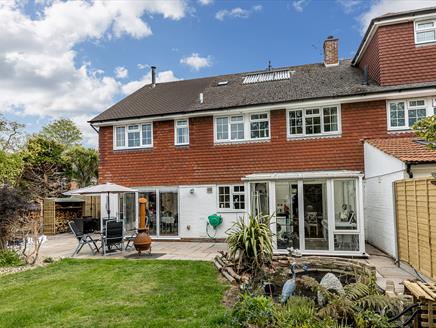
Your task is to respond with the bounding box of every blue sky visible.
[1,0,434,147]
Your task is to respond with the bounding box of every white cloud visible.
[114,66,128,79]
[359,0,436,33]
[292,0,310,12]
[180,53,212,71]
[0,0,188,146]
[336,0,363,13]
[121,69,180,95]
[215,5,262,21]
[198,0,213,6]
[137,63,149,70]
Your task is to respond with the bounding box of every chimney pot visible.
[323,36,339,67]
[151,66,156,87]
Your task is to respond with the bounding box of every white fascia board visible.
[91,87,436,127]
[354,12,436,65]
[242,170,363,181]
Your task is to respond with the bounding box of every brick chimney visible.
[323,36,339,67]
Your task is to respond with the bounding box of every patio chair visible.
[102,220,124,256]
[124,229,137,250]
[68,221,99,257]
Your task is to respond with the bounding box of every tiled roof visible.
[366,137,436,163]
[90,59,436,123]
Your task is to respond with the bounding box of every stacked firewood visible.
[55,210,79,233]
[214,251,246,285]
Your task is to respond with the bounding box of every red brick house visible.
[90,7,436,256]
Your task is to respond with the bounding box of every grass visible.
[0,259,229,328]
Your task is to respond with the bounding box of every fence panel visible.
[395,178,435,280]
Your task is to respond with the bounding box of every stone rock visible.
[317,273,344,306]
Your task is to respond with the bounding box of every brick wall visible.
[359,22,436,86]
[98,100,409,187]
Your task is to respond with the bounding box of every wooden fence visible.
[395,178,436,280]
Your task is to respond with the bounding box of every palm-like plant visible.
[226,214,273,274]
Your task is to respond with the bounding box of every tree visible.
[0,150,24,185]
[64,146,99,188]
[20,136,69,202]
[39,118,82,148]
[413,115,436,148]
[0,184,31,249]
[0,115,25,152]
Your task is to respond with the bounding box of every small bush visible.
[0,249,23,267]
[229,294,275,328]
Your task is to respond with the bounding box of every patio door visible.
[250,182,269,216]
[138,189,179,237]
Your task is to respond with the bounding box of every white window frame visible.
[113,122,153,150]
[387,97,436,131]
[174,119,189,146]
[415,19,436,45]
[214,111,270,143]
[286,105,341,139]
[249,113,270,140]
[217,185,246,212]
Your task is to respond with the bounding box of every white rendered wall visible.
[364,143,405,258]
[179,185,246,239]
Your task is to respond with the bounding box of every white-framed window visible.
[214,112,270,143]
[387,98,435,130]
[218,185,245,211]
[415,19,436,44]
[250,113,269,139]
[113,122,153,149]
[175,119,189,145]
[287,105,340,138]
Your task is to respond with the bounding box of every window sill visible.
[387,128,412,133]
[113,146,153,151]
[287,133,341,141]
[214,138,271,145]
[217,209,246,214]
[415,40,436,47]
[175,144,189,148]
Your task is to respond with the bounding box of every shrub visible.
[229,294,275,328]
[0,249,23,267]
[226,214,273,274]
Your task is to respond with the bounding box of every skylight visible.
[217,81,228,86]
[243,70,291,84]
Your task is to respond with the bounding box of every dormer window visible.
[415,20,436,44]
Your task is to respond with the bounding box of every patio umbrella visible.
[64,182,137,231]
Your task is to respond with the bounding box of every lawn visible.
[0,259,229,328]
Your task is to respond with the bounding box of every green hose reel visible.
[206,214,222,239]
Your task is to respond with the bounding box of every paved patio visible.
[39,233,418,293]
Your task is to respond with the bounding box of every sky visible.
[1,0,436,147]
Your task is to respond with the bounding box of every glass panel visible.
[142,124,152,145]
[251,182,269,216]
[305,115,321,134]
[275,182,300,250]
[323,107,338,132]
[232,185,245,210]
[408,108,426,126]
[230,116,244,140]
[334,234,359,252]
[116,127,125,147]
[218,186,230,209]
[216,117,229,140]
[390,102,405,127]
[250,120,269,138]
[139,192,157,235]
[334,180,357,230]
[417,30,436,43]
[417,22,434,29]
[128,131,140,147]
[289,110,303,135]
[304,181,328,250]
[159,191,178,236]
[176,127,188,144]
[124,193,136,232]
